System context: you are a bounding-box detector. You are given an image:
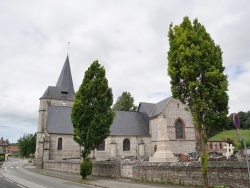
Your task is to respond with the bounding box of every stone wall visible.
[43,160,121,178]
[43,160,81,173]
[49,134,81,160]
[133,161,249,188]
[42,160,250,187]
[35,98,75,166]
[92,160,121,178]
[149,98,197,155]
[93,136,152,161]
[164,99,196,154]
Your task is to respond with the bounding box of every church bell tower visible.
[34,56,75,167]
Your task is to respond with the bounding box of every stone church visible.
[35,56,197,166]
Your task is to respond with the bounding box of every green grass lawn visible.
[209,129,250,149]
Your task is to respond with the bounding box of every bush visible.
[0,154,5,161]
[80,157,92,179]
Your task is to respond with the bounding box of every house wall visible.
[207,141,227,154]
[149,98,196,155]
[49,134,81,160]
[94,136,152,161]
[164,98,196,154]
[35,98,74,165]
[35,96,196,164]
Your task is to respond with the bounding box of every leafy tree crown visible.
[167,16,229,137]
[18,133,36,158]
[71,60,115,158]
[112,91,137,111]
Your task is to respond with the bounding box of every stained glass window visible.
[176,119,184,139]
[123,139,130,151]
[58,138,62,150]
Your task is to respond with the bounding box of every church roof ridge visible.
[151,96,173,117]
[114,110,140,113]
[139,101,154,105]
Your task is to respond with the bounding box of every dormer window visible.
[61,88,69,93]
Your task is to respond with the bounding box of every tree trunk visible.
[198,129,209,188]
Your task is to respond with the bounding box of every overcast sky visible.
[0,0,249,143]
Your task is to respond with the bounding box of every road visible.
[0,174,21,188]
[0,158,95,188]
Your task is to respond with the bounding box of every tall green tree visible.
[168,17,229,187]
[112,91,137,111]
[17,133,36,158]
[237,111,250,129]
[71,60,115,179]
[225,113,234,130]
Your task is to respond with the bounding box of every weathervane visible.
[67,42,70,55]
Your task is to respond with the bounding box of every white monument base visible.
[149,152,177,162]
[149,143,177,162]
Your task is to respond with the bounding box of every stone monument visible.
[149,113,177,162]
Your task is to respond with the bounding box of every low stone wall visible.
[92,160,121,178]
[133,161,249,188]
[42,160,250,187]
[43,160,121,178]
[43,160,81,173]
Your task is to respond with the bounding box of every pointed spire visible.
[56,55,75,96]
[41,56,75,100]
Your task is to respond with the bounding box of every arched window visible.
[123,139,130,151]
[175,119,184,139]
[58,138,62,150]
[97,140,105,151]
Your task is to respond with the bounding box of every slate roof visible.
[110,111,149,136]
[46,106,149,136]
[137,102,155,117]
[151,97,172,116]
[41,56,75,101]
[47,106,74,134]
[138,97,172,118]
